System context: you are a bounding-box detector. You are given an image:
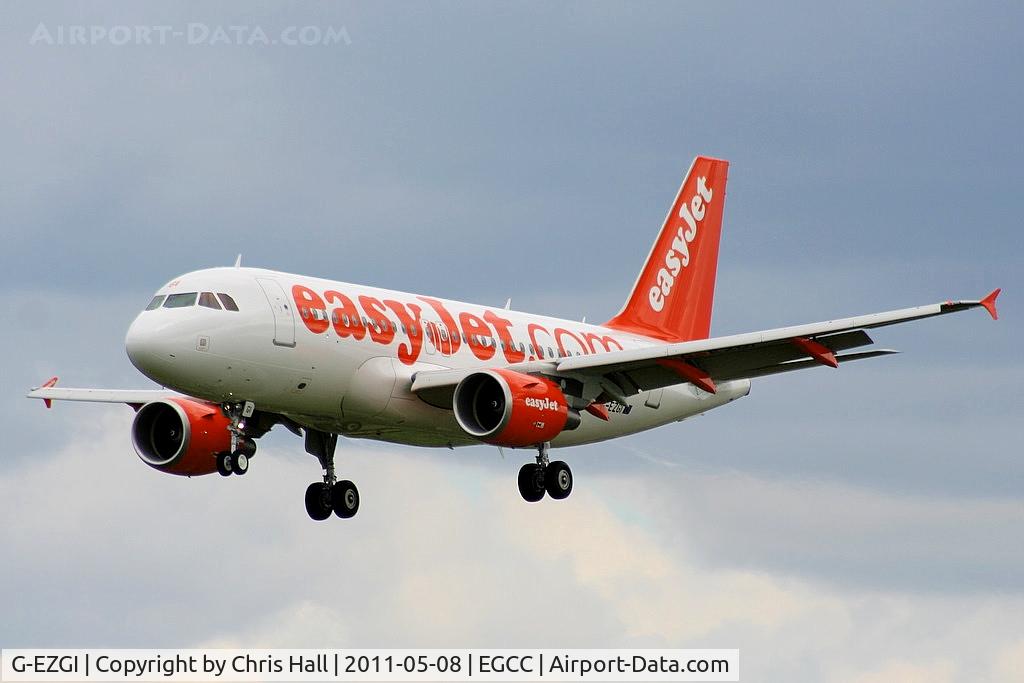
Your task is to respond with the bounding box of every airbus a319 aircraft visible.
[29,156,1000,521]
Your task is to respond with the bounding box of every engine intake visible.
[453,369,579,447]
[131,398,233,476]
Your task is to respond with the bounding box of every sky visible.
[1,2,1022,681]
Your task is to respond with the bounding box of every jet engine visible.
[131,398,233,476]
[453,369,580,447]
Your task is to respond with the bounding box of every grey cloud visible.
[3,425,1024,682]
[2,2,1020,296]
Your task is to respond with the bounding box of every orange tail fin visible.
[605,156,729,342]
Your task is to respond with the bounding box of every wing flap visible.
[716,349,899,382]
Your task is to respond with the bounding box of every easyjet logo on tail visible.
[648,176,713,312]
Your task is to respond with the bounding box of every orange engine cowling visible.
[453,369,580,447]
[130,398,233,476]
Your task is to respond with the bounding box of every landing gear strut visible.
[517,442,573,503]
[303,429,360,521]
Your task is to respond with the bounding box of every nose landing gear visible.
[517,442,573,503]
[217,401,259,476]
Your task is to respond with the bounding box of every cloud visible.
[841,659,957,683]
[4,416,1024,680]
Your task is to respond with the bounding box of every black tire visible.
[230,451,249,476]
[236,438,257,457]
[546,460,573,500]
[332,480,360,519]
[518,463,546,503]
[216,452,233,477]
[304,482,332,521]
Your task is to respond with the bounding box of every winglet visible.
[40,376,58,409]
[980,288,1000,320]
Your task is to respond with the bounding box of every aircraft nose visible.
[125,315,178,378]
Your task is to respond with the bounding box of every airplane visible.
[28,156,1000,521]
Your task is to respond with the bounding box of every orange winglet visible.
[585,402,611,421]
[41,376,58,409]
[980,288,1001,321]
[791,337,838,368]
[656,358,717,394]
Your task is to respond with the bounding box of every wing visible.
[26,377,177,409]
[412,289,1000,404]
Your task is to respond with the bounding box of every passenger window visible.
[198,292,222,309]
[163,293,197,308]
[217,293,239,311]
[145,295,165,311]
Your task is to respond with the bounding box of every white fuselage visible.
[125,267,750,449]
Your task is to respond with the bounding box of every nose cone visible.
[125,315,179,382]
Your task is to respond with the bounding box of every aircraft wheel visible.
[332,480,360,519]
[546,461,573,500]
[518,463,546,503]
[235,438,257,457]
[216,452,233,477]
[304,482,332,521]
[230,451,249,476]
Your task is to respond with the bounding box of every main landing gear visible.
[518,442,573,503]
[303,429,360,521]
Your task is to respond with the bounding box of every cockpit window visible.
[145,295,165,311]
[217,293,239,311]
[163,292,198,308]
[198,292,222,309]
